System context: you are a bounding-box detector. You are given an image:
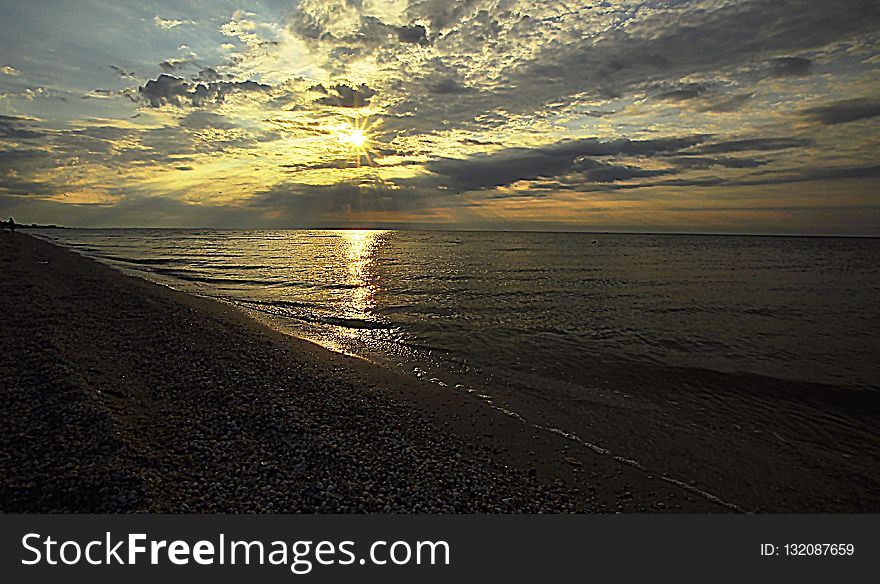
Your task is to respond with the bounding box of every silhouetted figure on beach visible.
[5,217,15,233]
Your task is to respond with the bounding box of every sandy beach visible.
[2,232,878,513]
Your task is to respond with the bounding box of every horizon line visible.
[16,225,880,239]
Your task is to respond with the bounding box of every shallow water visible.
[38,229,880,396]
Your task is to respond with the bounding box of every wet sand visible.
[1,232,877,512]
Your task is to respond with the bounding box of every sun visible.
[338,128,367,149]
[331,116,382,167]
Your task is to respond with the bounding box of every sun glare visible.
[339,129,367,149]
[331,116,382,168]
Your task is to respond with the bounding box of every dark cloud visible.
[399,131,843,198]
[397,24,429,46]
[651,80,753,112]
[108,64,136,79]
[696,92,754,113]
[315,83,377,107]
[178,111,238,130]
[0,148,45,164]
[159,59,191,73]
[597,163,880,192]
[767,56,813,77]
[427,77,469,94]
[0,148,49,179]
[0,174,59,198]
[690,137,813,154]
[407,0,489,35]
[279,160,362,172]
[0,115,43,140]
[289,4,429,49]
[287,10,326,41]
[402,0,880,134]
[578,162,670,184]
[462,138,502,146]
[194,67,224,82]
[0,148,59,197]
[667,156,769,170]
[140,75,189,107]
[655,83,709,102]
[83,88,115,100]
[244,179,444,227]
[801,99,880,125]
[417,135,707,192]
[615,176,728,190]
[741,163,880,185]
[138,74,271,108]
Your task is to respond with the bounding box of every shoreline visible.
[2,233,578,512]
[0,232,683,512]
[3,232,878,512]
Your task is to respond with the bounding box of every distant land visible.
[15,224,67,229]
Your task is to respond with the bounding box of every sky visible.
[0,0,878,234]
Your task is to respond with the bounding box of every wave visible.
[149,268,284,287]
[317,316,388,330]
[238,300,388,331]
[235,298,317,310]
[104,255,188,266]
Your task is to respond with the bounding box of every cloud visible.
[108,65,136,79]
[655,83,710,102]
[178,110,238,130]
[744,164,880,184]
[0,115,43,139]
[139,75,190,107]
[598,163,880,192]
[801,99,880,125]
[650,81,754,112]
[577,162,670,184]
[138,74,271,108]
[194,67,224,82]
[288,2,429,49]
[159,59,191,73]
[427,77,469,94]
[667,156,769,170]
[243,179,450,227]
[396,24,429,46]
[314,83,377,107]
[416,135,707,192]
[396,0,880,134]
[696,92,754,113]
[83,89,115,100]
[154,16,186,30]
[690,137,813,154]
[767,56,813,77]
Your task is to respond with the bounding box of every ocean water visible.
[38,229,880,395]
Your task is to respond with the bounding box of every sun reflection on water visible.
[338,229,384,321]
